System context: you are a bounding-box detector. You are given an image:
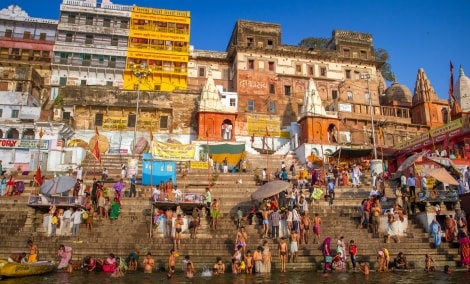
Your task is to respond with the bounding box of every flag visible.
[149,127,153,142]
[265,126,270,137]
[378,127,383,139]
[449,61,456,102]
[92,138,101,164]
[34,166,43,186]
[95,126,100,136]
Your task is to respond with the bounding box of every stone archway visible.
[221,119,233,140]
[6,128,19,139]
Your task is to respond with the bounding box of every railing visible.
[151,192,204,204]
[28,195,86,207]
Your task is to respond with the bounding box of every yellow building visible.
[124,6,190,91]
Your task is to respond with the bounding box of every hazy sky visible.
[3,0,469,99]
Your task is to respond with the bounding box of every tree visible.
[374,48,393,82]
[298,37,330,49]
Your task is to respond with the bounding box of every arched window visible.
[6,128,19,139]
[442,108,449,124]
[22,129,35,139]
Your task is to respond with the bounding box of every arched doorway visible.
[327,123,338,143]
[6,128,19,139]
[221,119,233,140]
[22,129,35,139]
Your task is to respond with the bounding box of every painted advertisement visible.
[0,139,49,150]
[246,114,281,137]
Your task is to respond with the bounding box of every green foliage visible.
[54,93,64,106]
[375,48,393,82]
[298,37,330,49]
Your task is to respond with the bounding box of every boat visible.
[0,260,56,278]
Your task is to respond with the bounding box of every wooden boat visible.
[0,260,56,278]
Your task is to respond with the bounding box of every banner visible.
[430,118,462,137]
[0,139,48,150]
[102,116,128,130]
[247,114,281,137]
[152,141,197,161]
[190,161,208,169]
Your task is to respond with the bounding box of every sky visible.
[2,0,470,100]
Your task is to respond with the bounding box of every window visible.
[39,33,47,41]
[68,14,76,24]
[95,113,103,126]
[106,81,113,87]
[284,85,291,96]
[365,93,370,102]
[298,104,303,115]
[296,64,302,73]
[247,37,254,47]
[320,66,327,77]
[120,20,128,29]
[65,33,73,42]
[63,112,71,120]
[86,16,93,25]
[59,77,67,86]
[222,69,229,80]
[267,39,273,49]
[343,48,350,57]
[5,29,12,38]
[0,109,3,117]
[354,71,361,80]
[360,50,367,60]
[160,116,168,129]
[15,82,23,92]
[347,91,353,101]
[269,84,275,94]
[42,51,49,58]
[308,65,314,76]
[268,102,276,113]
[247,100,255,112]
[127,113,136,127]
[229,98,236,107]
[82,54,91,66]
[345,69,351,79]
[23,31,31,39]
[103,18,111,27]
[268,61,275,71]
[85,34,93,44]
[98,55,104,63]
[198,67,205,77]
[81,79,87,86]
[111,36,118,46]
[11,110,19,118]
[248,59,254,70]
[332,90,338,100]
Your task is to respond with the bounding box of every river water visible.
[2,270,470,284]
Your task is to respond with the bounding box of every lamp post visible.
[361,73,378,160]
[361,73,383,176]
[132,62,152,155]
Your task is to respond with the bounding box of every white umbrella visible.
[250,180,291,200]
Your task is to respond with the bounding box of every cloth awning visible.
[421,167,459,185]
[330,148,372,158]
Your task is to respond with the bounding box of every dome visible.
[382,80,412,106]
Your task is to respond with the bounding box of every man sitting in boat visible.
[8,252,26,263]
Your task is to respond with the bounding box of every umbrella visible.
[396,150,428,173]
[251,180,291,200]
[421,167,459,185]
[427,157,463,177]
[41,176,77,196]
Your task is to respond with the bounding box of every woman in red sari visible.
[459,233,470,270]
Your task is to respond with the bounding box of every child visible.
[245,250,253,274]
[279,237,288,272]
[231,258,240,274]
[348,240,357,270]
[331,252,344,270]
[425,254,435,271]
[184,255,195,279]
